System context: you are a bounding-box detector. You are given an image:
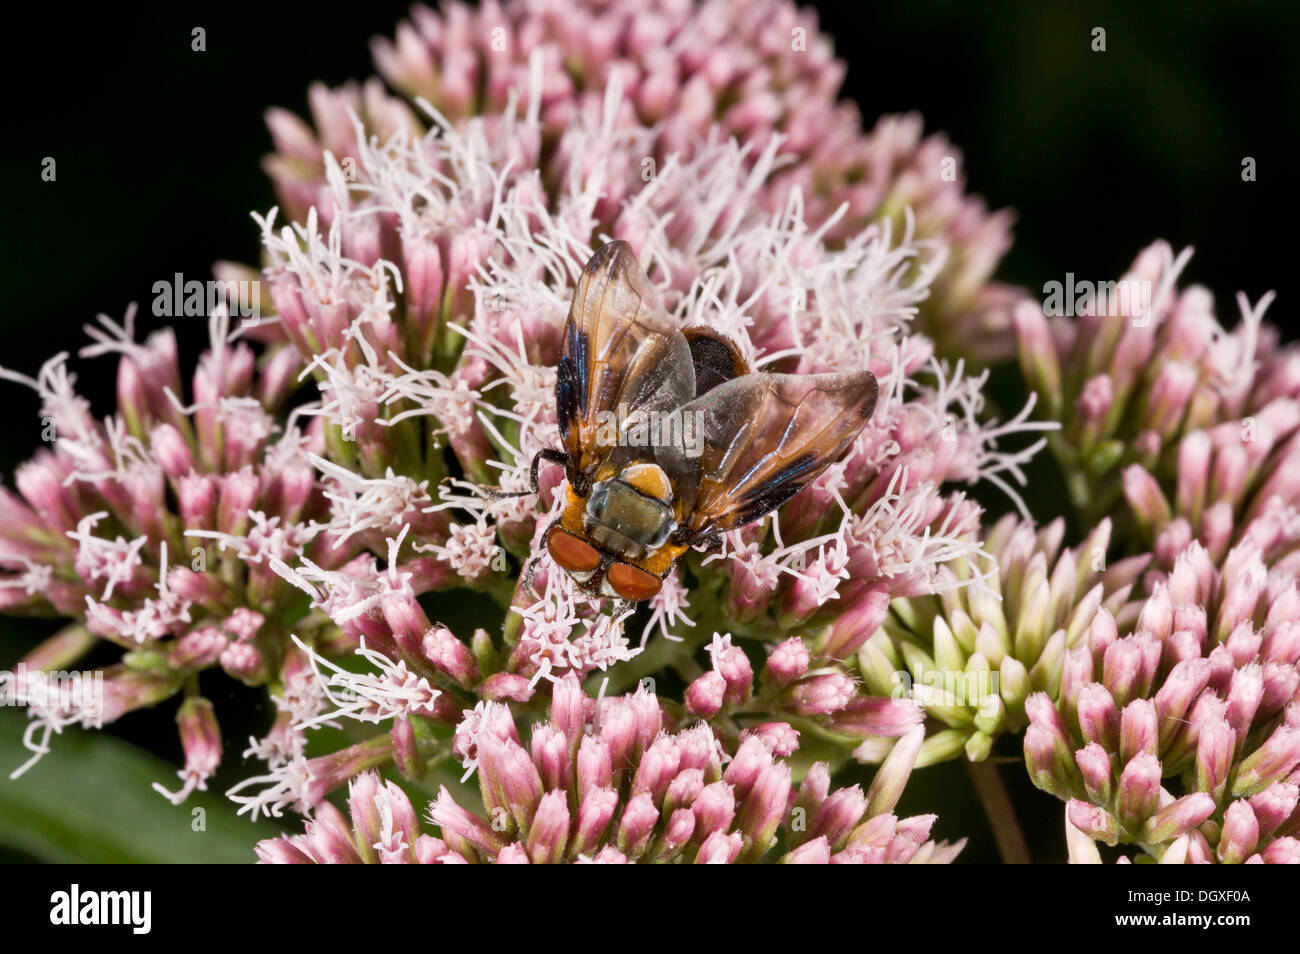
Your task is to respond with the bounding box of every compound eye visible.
[606,562,663,602]
[546,528,601,572]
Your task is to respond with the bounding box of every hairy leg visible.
[488,448,569,500]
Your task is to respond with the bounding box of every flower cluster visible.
[858,514,1147,762]
[0,309,333,789]
[1024,540,1300,863]
[256,673,963,863]
[1,0,1043,845]
[1010,239,1300,862]
[235,26,1045,794]
[265,0,1022,363]
[1015,240,1297,538]
[13,0,1291,869]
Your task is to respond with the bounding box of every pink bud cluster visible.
[1024,540,1300,862]
[257,673,963,864]
[264,0,1021,363]
[860,514,1148,762]
[1014,241,1296,532]
[0,311,360,777]
[1,1,1034,861]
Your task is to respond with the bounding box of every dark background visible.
[1,0,1297,863]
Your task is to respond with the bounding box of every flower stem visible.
[965,759,1031,864]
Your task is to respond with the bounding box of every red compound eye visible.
[547,528,601,572]
[606,562,663,602]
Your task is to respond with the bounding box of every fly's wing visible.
[556,241,696,479]
[681,326,750,398]
[664,370,878,536]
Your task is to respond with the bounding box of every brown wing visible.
[556,241,695,479]
[664,370,878,537]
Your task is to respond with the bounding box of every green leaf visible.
[0,709,276,863]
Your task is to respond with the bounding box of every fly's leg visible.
[488,448,569,500]
[519,517,562,601]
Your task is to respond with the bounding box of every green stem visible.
[966,759,1032,864]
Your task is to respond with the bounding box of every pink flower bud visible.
[495,843,530,864]
[1247,781,1299,837]
[811,785,867,851]
[1232,724,1300,798]
[645,807,694,862]
[572,787,619,857]
[598,699,638,787]
[150,424,195,478]
[381,588,430,649]
[1262,837,1300,864]
[169,625,228,670]
[694,830,743,864]
[216,466,260,536]
[255,837,313,864]
[302,811,362,864]
[525,790,571,864]
[735,761,793,861]
[1117,752,1162,831]
[1122,465,1171,533]
[1217,799,1260,864]
[828,694,924,738]
[685,670,726,718]
[530,725,570,793]
[692,781,737,838]
[1102,634,1158,706]
[631,735,682,806]
[820,584,891,659]
[575,733,612,803]
[1261,620,1300,666]
[744,721,800,757]
[1076,683,1120,751]
[1119,698,1159,765]
[430,786,507,860]
[162,695,221,803]
[1067,799,1119,846]
[783,672,854,715]
[480,673,535,702]
[177,472,218,529]
[1153,658,1211,749]
[390,715,422,782]
[1024,708,1081,798]
[1194,716,1235,803]
[784,836,831,864]
[550,672,588,745]
[480,731,544,832]
[220,640,266,684]
[713,644,754,706]
[763,637,811,686]
[1086,608,1118,664]
[616,792,659,860]
[661,769,705,816]
[421,625,478,687]
[1141,792,1216,844]
[1225,663,1265,737]
[1175,431,1213,519]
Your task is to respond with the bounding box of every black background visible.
[1,0,1297,863]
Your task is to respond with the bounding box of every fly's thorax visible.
[585,466,676,558]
